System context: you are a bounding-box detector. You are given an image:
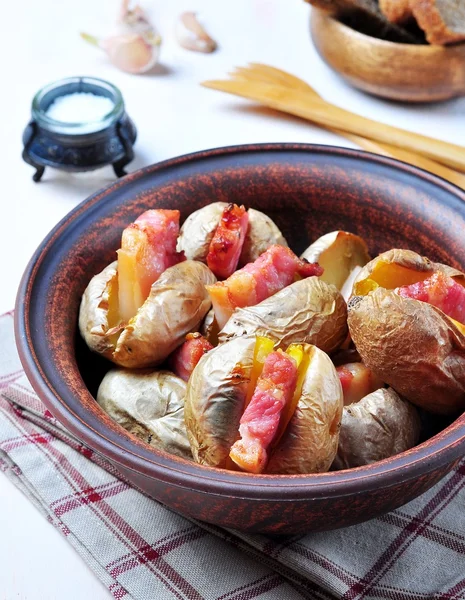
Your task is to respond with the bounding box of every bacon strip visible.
[336,362,383,406]
[206,204,249,279]
[206,245,323,328]
[396,271,465,325]
[229,350,298,474]
[169,333,213,382]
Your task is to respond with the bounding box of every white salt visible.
[46,92,115,123]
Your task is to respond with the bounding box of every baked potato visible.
[184,336,343,474]
[97,369,192,459]
[218,277,348,354]
[177,202,288,266]
[185,336,254,468]
[348,249,465,414]
[301,231,370,300]
[332,387,421,470]
[177,202,227,263]
[79,260,216,368]
[239,208,288,265]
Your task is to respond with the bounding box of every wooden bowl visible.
[310,10,465,102]
[15,144,465,534]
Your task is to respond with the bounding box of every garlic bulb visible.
[175,12,217,53]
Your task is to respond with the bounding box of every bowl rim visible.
[15,142,465,501]
[310,8,465,53]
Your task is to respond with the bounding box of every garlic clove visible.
[81,32,161,74]
[175,11,217,53]
[103,34,161,74]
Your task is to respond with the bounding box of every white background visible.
[1,0,464,598]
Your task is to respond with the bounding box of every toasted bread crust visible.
[410,0,465,44]
[305,0,421,43]
[379,0,413,24]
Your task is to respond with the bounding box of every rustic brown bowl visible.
[310,10,465,102]
[15,144,465,534]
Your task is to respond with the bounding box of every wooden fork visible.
[202,64,465,186]
[230,63,465,188]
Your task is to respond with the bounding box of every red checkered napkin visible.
[1,311,465,600]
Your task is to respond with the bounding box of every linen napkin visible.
[1,311,465,600]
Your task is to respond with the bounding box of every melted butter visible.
[354,261,430,296]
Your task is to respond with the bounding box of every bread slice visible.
[379,0,413,24]
[410,0,465,44]
[306,0,379,13]
[305,0,422,43]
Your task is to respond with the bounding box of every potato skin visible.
[348,288,465,414]
[332,388,420,470]
[184,336,255,468]
[238,208,288,266]
[185,339,343,474]
[266,345,343,474]
[79,261,119,361]
[114,261,216,368]
[97,369,192,459]
[80,260,216,369]
[218,277,348,354]
[177,203,288,266]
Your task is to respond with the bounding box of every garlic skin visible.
[175,12,217,53]
[119,0,154,36]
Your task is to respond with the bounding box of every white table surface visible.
[2,0,464,598]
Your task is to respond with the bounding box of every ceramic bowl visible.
[310,10,465,102]
[15,144,465,534]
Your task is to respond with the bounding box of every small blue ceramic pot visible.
[22,77,137,182]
